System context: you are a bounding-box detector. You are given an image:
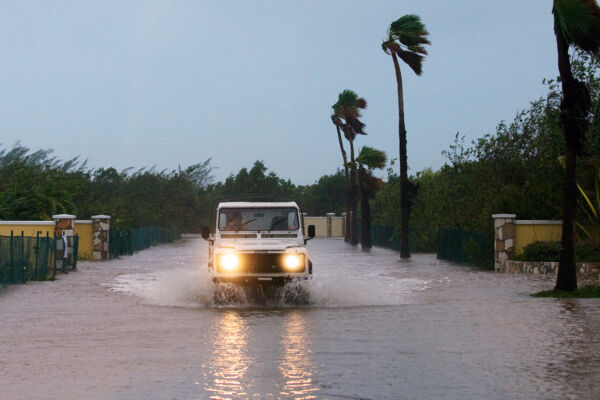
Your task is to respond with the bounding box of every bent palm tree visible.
[382,14,430,259]
[332,90,368,245]
[331,114,351,242]
[357,147,387,250]
[553,0,600,291]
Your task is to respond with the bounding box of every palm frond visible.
[357,146,387,169]
[389,15,431,49]
[397,50,424,76]
[554,0,600,54]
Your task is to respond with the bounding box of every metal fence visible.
[110,224,180,259]
[1,232,54,284]
[371,224,402,250]
[437,227,494,269]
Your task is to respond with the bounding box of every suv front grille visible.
[217,253,305,273]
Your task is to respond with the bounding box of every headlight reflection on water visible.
[205,311,249,398]
[279,312,319,399]
[204,310,319,399]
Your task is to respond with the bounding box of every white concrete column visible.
[326,213,335,238]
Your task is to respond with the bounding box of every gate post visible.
[53,214,76,270]
[492,214,516,271]
[341,213,347,238]
[326,213,335,238]
[92,215,111,260]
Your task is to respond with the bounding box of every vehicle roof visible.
[217,201,299,208]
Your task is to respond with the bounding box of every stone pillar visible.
[341,213,347,238]
[53,214,76,270]
[493,214,516,271]
[326,213,335,238]
[92,215,111,260]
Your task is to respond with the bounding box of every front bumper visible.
[213,275,309,286]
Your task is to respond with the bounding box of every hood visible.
[215,238,303,252]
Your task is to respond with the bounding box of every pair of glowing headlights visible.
[216,253,304,273]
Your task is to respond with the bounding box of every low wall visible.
[497,260,600,285]
[74,221,93,260]
[0,221,55,238]
[492,214,600,283]
[514,220,562,254]
[0,216,108,261]
[304,215,344,238]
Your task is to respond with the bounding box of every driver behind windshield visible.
[226,212,243,231]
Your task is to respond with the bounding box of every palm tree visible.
[357,147,387,250]
[382,15,430,258]
[331,114,352,242]
[552,0,600,291]
[332,90,368,245]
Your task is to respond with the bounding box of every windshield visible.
[218,207,300,231]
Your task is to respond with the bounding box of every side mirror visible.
[201,226,210,240]
[307,225,315,238]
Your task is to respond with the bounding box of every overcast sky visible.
[1,1,559,184]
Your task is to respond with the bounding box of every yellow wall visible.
[515,223,562,254]
[305,217,328,237]
[0,221,95,260]
[303,216,344,237]
[331,217,344,237]
[0,223,55,238]
[74,222,93,260]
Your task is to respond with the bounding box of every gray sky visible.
[1,1,558,184]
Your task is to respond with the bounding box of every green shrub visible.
[515,240,600,262]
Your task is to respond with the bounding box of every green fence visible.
[110,224,180,259]
[371,224,403,250]
[0,232,56,284]
[437,227,494,269]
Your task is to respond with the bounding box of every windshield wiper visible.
[269,217,288,231]
[235,218,256,231]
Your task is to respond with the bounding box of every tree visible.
[382,14,430,258]
[552,0,600,291]
[332,90,368,245]
[357,147,387,250]
[331,114,352,242]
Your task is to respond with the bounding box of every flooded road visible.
[1,237,599,399]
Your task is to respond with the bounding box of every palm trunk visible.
[555,33,578,291]
[349,140,359,245]
[391,51,411,258]
[360,186,372,250]
[334,123,352,242]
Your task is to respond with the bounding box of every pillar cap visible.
[326,213,336,216]
[92,215,112,219]
[52,214,76,219]
[492,214,516,219]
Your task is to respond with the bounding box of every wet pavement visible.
[1,237,599,399]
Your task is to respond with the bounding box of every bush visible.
[515,241,600,262]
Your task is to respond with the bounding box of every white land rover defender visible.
[201,196,315,285]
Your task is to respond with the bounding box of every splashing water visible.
[107,237,437,308]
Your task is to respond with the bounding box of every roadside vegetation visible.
[1,52,599,248]
[532,286,600,298]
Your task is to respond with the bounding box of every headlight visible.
[218,253,240,272]
[282,254,304,271]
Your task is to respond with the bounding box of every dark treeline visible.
[0,148,346,232]
[1,53,598,244]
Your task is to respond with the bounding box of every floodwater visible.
[1,237,599,400]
